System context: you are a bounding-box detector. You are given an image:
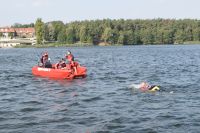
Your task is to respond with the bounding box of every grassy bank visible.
[13,41,200,48]
[183,41,200,44]
[14,42,94,48]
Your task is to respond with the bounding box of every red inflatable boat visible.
[32,63,87,79]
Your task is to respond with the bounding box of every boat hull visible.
[32,64,87,79]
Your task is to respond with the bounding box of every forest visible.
[14,18,200,45]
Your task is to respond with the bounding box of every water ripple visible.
[0,46,200,132]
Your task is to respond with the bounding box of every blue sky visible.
[0,0,200,26]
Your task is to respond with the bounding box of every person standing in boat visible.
[65,50,74,63]
[65,50,77,73]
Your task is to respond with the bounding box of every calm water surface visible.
[0,45,200,133]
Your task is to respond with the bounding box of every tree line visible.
[14,18,200,45]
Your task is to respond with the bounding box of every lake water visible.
[0,45,200,133]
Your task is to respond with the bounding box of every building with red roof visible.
[0,27,35,38]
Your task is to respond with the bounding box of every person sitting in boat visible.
[44,58,52,68]
[139,82,160,92]
[39,52,48,67]
[55,58,67,69]
[39,52,52,68]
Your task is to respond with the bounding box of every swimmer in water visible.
[139,82,160,92]
[129,82,160,92]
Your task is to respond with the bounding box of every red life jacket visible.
[66,54,74,62]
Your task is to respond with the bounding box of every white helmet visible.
[67,50,71,55]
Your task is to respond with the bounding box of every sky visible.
[0,0,200,26]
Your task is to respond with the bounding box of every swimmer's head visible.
[140,82,148,88]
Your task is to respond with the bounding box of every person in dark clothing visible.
[55,58,66,69]
[44,58,52,68]
[40,52,52,68]
[40,52,48,67]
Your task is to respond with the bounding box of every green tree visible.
[0,32,3,37]
[141,30,155,44]
[52,21,65,41]
[8,32,14,39]
[12,23,34,28]
[43,24,50,41]
[193,27,200,41]
[35,18,44,44]
[124,30,135,45]
[101,27,116,44]
[31,18,200,45]
[57,29,66,43]
[65,27,76,44]
[79,26,87,43]
[117,31,126,44]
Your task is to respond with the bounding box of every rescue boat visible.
[32,62,87,79]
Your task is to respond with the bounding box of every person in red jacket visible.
[55,58,67,69]
[65,50,74,63]
[65,50,77,73]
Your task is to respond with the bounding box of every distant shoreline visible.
[2,19,200,48]
[11,41,200,48]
